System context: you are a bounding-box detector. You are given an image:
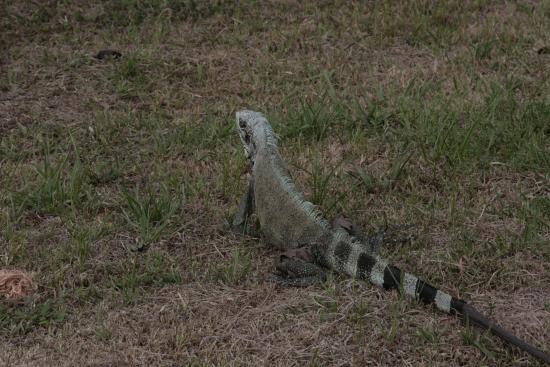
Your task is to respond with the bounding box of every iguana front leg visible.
[268,247,327,287]
[232,177,255,234]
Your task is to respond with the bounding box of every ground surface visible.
[1,1,549,366]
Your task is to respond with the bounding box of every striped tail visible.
[371,259,550,365]
[321,231,550,365]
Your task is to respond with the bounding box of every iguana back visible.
[240,110,331,249]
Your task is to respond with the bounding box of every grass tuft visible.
[0,299,66,335]
[121,185,183,248]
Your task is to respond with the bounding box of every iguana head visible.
[236,110,276,163]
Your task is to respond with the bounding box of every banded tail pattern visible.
[324,229,461,314]
[320,230,550,364]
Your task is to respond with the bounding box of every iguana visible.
[232,110,550,365]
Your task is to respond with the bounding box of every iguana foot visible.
[228,208,259,236]
[268,249,327,287]
[333,216,416,253]
[367,224,417,249]
[229,221,251,235]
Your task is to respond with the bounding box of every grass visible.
[0,0,549,365]
[0,299,66,335]
[121,184,183,249]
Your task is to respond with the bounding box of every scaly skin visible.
[233,110,550,365]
